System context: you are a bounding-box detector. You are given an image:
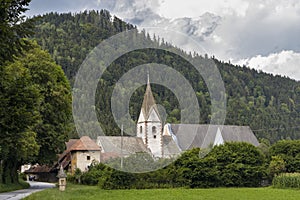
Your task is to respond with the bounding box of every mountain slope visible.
[32,10,300,143]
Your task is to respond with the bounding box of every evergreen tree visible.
[0,0,34,64]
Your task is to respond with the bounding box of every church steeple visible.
[137,74,163,158]
[141,74,160,121]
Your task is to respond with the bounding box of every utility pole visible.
[121,124,123,170]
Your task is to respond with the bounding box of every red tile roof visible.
[57,136,100,166]
[69,136,101,151]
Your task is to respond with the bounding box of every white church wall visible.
[146,122,162,157]
[137,122,146,144]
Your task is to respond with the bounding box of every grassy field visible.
[0,179,29,193]
[24,184,300,200]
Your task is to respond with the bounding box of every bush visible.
[270,140,300,173]
[272,173,300,188]
[19,173,27,181]
[268,156,286,179]
[68,143,267,189]
[67,168,82,184]
[174,143,266,188]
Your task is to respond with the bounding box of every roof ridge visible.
[69,136,100,151]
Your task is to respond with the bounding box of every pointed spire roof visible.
[141,74,160,120]
[57,165,67,178]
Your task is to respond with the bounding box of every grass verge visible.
[0,179,30,193]
[24,184,300,200]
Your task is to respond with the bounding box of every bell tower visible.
[137,74,162,157]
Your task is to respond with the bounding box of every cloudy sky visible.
[27,0,300,80]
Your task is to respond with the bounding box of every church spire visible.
[141,73,160,120]
[147,71,150,85]
[137,73,163,158]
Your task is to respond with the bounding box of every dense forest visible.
[32,10,300,143]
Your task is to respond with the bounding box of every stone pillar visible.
[57,165,67,191]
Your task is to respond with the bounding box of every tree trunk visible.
[0,160,3,184]
[1,159,19,184]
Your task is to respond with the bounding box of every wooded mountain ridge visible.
[32,10,300,143]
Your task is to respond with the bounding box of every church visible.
[55,76,260,174]
[96,77,260,160]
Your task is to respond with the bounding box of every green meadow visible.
[24,184,300,200]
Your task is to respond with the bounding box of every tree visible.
[210,142,266,187]
[169,143,266,188]
[0,43,72,183]
[18,43,72,164]
[0,0,35,64]
[269,140,300,172]
[0,57,41,184]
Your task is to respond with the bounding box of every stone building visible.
[57,136,101,174]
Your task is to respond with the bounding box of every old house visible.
[24,164,58,182]
[58,136,101,174]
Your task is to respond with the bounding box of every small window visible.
[152,126,157,134]
[87,156,91,160]
[140,126,143,133]
[153,135,156,139]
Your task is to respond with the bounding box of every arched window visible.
[140,126,143,133]
[152,126,157,134]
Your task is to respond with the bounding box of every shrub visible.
[270,140,300,173]
[69,143,267,189]
[67,168,82,184]
[268,156,286,179]
[19,173,27,181]
[174,143,267,188]
[272,173,300,188]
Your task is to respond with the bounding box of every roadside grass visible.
[24,184,300,200]
[0,179,30,193]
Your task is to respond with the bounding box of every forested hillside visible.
[32,10,300,143]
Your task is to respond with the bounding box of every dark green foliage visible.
[269,140,300,173]
[70,142,266,189]
[22,44,72,164]
[101,170,135,190]
[19,173,27,181]
[212,142,266,187]
[268,156,286,179]
[173,143,266,188]
[177,153,220,188]
[68,157,175,189]
[0,56,41,184]
[272,173,300,188]
[0,0,35,64]
[0,44,72,183]
[32,10,135,81]
[0,178,29,193]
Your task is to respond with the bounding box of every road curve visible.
[0,181,55,200]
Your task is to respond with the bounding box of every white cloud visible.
[158,0,249,18]
[236,50,300,80]
[27,0,300,80]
